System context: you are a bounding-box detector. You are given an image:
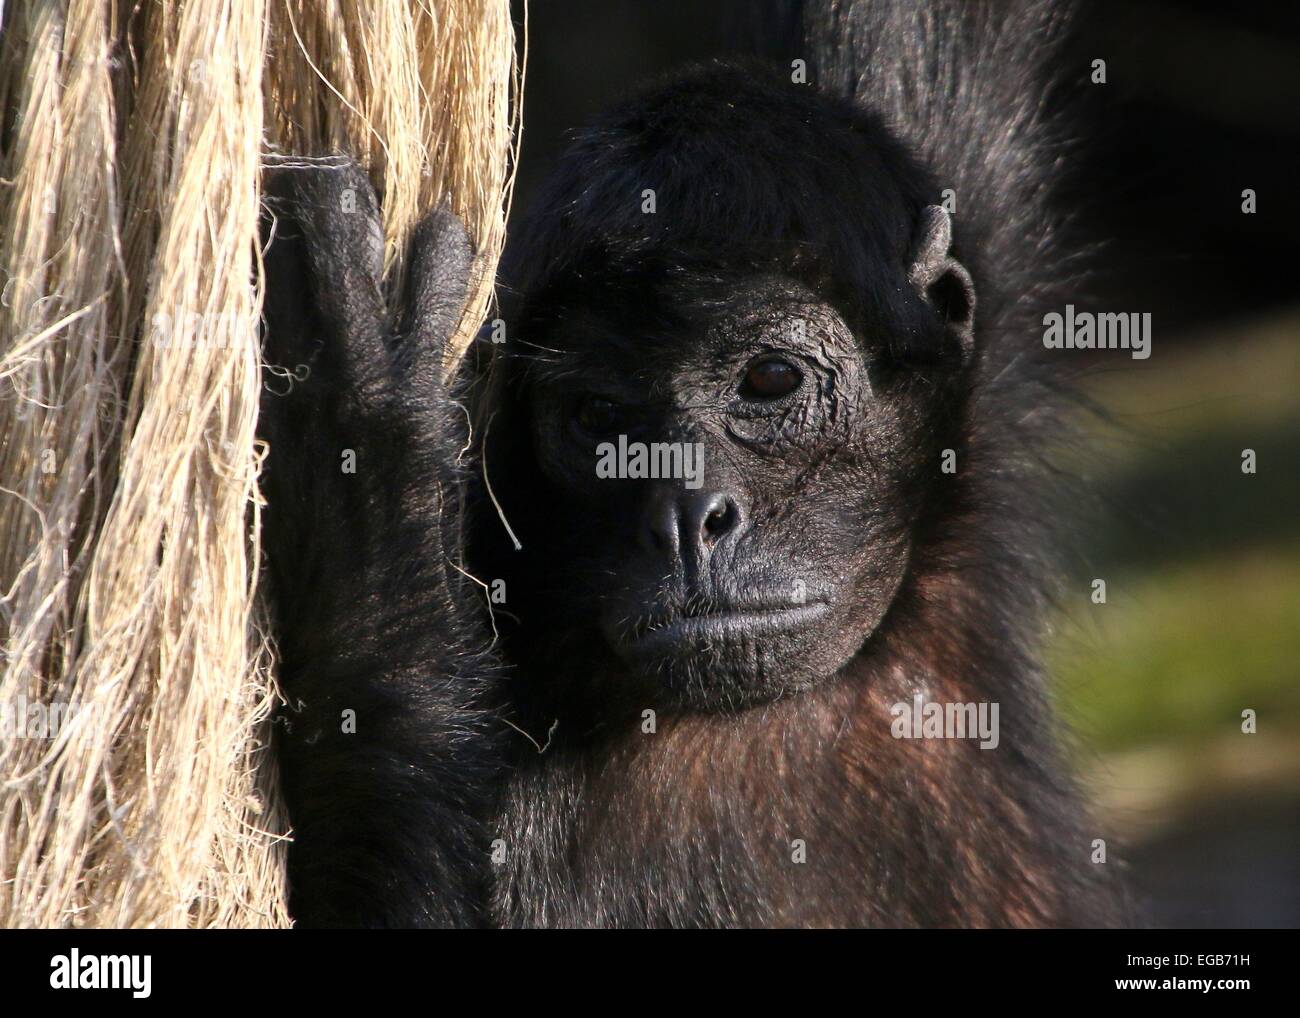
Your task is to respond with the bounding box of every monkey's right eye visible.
[573,396,624,437]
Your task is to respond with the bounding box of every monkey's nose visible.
[642,490,745,561]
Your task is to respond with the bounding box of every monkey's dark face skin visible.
[478,64,972,716]
[505,281,957,713]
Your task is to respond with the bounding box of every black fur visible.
[259,0,1128,928]
[259,156,501,927]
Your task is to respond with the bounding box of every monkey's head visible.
[482,63,977,714]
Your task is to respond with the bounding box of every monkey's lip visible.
[621,601,831,655]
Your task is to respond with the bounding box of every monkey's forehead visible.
[519,271,842,333]
[514,292,860,394]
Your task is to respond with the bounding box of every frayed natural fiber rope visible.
[265,0,520,366]
[0,0,518,928]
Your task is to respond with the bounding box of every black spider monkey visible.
[259,0,1129,927]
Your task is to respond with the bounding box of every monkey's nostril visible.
[695,493,742,546]
[643,496,681,556]
[704,500,734,537]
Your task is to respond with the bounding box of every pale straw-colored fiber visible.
[0,0,519,928]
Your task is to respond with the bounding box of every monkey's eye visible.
[573,395,625,437]
[740,357,803,400]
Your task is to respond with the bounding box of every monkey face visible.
[477,66,976,716]
[488,276,960,714]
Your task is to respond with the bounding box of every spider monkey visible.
[259,0,1128,927]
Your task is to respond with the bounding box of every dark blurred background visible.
[508,0,1300,927]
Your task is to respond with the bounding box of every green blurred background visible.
[1052,315,1299,926]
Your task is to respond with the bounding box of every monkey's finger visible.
[398,206,474,391]
[260,193,318,381]
[262,155,392,405]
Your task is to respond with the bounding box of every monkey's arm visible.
[259,157,500,927]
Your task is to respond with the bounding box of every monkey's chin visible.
[610,600,844,712]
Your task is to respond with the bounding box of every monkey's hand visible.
[259,155,499,928]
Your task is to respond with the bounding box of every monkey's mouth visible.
[616,600,831,657]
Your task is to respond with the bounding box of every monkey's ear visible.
[908,205,975,360]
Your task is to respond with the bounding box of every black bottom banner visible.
[0,929,1283,1006]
